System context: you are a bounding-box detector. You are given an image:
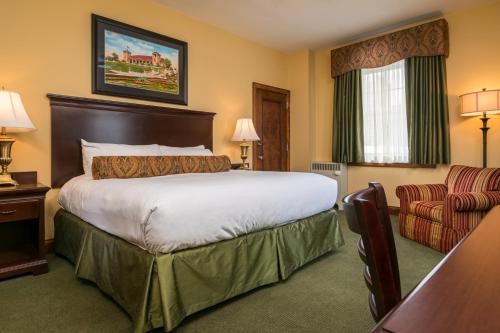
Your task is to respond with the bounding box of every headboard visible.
[49,94,215,188]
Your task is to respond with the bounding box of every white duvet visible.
[58,170,338,253]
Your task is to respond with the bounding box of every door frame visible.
[252,82,290,171]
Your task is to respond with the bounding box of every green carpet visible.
[0,214,443,333]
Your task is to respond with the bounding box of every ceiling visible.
[155,0,494,52]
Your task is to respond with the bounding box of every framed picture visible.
[92,14,188,105]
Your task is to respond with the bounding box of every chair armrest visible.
[396,184,448,214]
[446,192,500,212]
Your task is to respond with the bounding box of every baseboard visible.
[44,239,54,254]
[388,206,400,216]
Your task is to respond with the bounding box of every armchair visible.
[397,165,500,253]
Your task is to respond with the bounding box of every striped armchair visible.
[397,165,500,253]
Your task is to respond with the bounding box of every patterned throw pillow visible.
[92,155,232,180]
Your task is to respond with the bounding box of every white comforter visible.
[58,170,338,253]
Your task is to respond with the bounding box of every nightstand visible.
[0,172,50,279]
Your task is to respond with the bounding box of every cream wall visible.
[311,1,500,206]
[287,50,315,171]
[4,0,499,239]
[1,0,290,239]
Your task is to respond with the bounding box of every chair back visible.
[342,182,401,322]
[445,165,500,193]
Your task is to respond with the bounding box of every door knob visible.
[258,155,263,160]
[257,142,263,146]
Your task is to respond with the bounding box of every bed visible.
[49,94,344,332]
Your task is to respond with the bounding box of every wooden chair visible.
[342,182,401,322]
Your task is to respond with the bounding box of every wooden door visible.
[252,82,290,171]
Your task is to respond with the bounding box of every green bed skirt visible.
[54,208,344,332]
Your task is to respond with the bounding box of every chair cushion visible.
[445,165,500,193]
[409,201,444,223]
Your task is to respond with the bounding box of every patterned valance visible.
[331,19,449,78]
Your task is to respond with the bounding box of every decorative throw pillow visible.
[92,155,232,180]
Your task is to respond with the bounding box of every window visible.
[361,60,409,163]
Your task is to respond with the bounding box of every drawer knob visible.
[0,210,16,215]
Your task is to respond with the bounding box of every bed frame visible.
[48,94,215,188]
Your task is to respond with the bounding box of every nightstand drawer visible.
[0,200,39,223]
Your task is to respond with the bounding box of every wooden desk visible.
[373,206,500,333]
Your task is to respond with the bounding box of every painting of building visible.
[103,29,180,94]
[122,50,165,67]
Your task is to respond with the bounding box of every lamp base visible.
[480,114,490,168]
[0,173,18,186]
[239,142,250,170]
[0,127,17,186]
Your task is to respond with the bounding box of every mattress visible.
[58,170,338,253]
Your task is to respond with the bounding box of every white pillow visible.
[81,139,162,175]
[162,145,205,149]
[159,145,213,156]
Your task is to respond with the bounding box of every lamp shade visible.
[231,118,260,142]
[0,90,36,132]
[459,89,500,116]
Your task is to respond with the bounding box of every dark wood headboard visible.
[49,94,215,188]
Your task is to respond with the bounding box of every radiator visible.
[311,162,348,210]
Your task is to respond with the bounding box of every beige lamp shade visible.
[231,118,260,142]
[0,90,36,132]
[460,89,500,117]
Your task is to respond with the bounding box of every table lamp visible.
[231,118,260,169]
[0,89,36,185]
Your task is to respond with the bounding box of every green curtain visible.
[405,56,450,164]
[332,70,364,163]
